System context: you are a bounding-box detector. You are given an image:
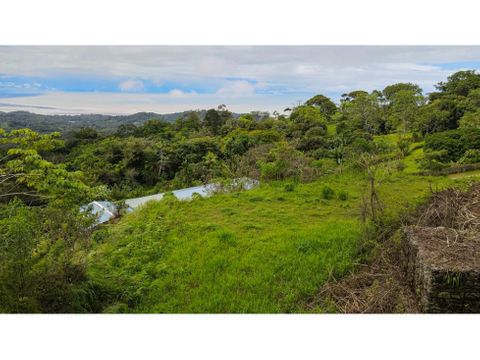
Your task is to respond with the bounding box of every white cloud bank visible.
[119,79,145,92]
[0,91,294,115]
[1,46,480,114]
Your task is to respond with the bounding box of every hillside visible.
[88,169,461,313]
[0,109,241,134]
[4,69,480,314]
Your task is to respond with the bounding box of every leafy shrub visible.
[420,150,450,171]
[337,190,348,201]
[459,110,480,129]
[312,158,337,173]
[458,149,480,164]
[412,132,423,142]
[424,128,480,163]
[321,185,335,200]
[396,137,412,157]
[258,142,317,182]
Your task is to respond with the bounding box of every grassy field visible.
[88,164,464,313]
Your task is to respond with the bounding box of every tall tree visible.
[203,108,224,136]
[385,88,424,133]
[305,94,337,119]
[436,70,480,97]
[339,92,385,135]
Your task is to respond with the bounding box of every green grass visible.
[403,145,424,174]
[88,169,465,313]
[373,132,400,147]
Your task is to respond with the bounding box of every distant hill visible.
[0,109,245,134]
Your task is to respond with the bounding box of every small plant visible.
[218,230,237,246]
[337,190,348,201]
[396,137,412,157]
[321,185,335,200]
[284,183,295,192]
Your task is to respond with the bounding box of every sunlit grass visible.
[88,169,465,313]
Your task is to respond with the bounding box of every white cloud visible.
[119,79,144,92]
[381,62,440,72]
[216,80,256,97]
[168,89,198,98]
[1,46,480,113]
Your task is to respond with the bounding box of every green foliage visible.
[4,70,480,314]
[288,106,328,142]
[0,201,97,313]
[420,150,450,171]
[0,128,102,204]
[458,149,480,164]
[459,110,480,129]
[203,108,230,136]
[321,185,335,199]
[337,91,386,135]
[383,83,422,102]
[88,176,368,313]
[258,142,316,181]
[173,112,201,135]
[140,119,172,138]
[337,190,348,201]
[416,96,465,134]
[304,94,337,119]
[385,87,424,132]
[396,136,412,157]
[435,70,480,97]
[88,170,456,313]
[424,128,480,164]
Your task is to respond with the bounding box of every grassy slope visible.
[88,166,460,313]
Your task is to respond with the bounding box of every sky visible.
[1,46,480,115]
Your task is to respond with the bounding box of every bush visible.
[258,142,317,182]
[424,128,480,163]
[321,185,335,200]
[337,190,348,201]
[312,158,337,174]
[412,132,423,142]
[420,150,450,171]
[458,149,480,164]
[396,137,412,157]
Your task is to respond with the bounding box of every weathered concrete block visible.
[402,226,480,313]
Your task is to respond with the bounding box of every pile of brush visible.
[410,184,480,270]
[311,184,480,313]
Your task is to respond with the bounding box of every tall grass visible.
[88,169,462,313]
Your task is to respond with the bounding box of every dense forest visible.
[2,70,480,313]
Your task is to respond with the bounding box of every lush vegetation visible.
[88,172,458,313]
[2,70,480,313]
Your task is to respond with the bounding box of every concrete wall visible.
[402,226,480,313]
